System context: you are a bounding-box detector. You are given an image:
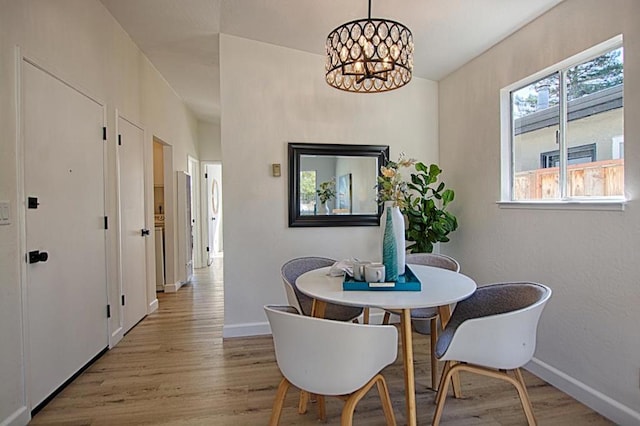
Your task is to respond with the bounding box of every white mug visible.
[364,263,385,283]
[352,261,371,281]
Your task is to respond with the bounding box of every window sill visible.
[497,200,626,211]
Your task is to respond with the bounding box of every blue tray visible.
[343,265,421,291]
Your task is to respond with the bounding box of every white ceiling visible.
[99,0,564,123]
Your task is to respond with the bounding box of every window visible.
[502,38,624,202]
[540,143,596,169]
[299,170,316,215]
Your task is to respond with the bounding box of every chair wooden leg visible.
[432,361,455,425]
[298,390,309,414]
[514,368,532,408]
[450,361,463,399]
[436,305,462,398]
[375,375,397,426]
[437,363,538,426]
[512,368,537,426]
[434,360,451,404]
[382,311,391,325]
[311,299,327,319]
[430,318,438,390]
[354,308,371,324]
[316,395,326,421]
[342,374,395,426]
[269,378,291,426]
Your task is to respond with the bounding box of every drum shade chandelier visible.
[325,0,414,93]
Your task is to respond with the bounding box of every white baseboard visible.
[0,406,29,426]
[222,321,271,338]
[527,357,640,425]
[148,298,158,314]
[163,281,183,293]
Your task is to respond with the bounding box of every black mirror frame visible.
[288,143,389,227]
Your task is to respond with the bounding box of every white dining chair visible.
[281,257,369,414]
[265,305,398,426]
[432,282,552,425]
[382,252,460,390]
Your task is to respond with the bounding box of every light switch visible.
[0,201,10,225]
[272,163,281,177]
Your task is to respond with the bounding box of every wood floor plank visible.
[30,259,613,425]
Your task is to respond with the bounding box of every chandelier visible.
[325,0,414,93]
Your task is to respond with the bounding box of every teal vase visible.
[382,206,398,281]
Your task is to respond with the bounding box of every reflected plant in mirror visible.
[316,178,336,202]
[288,143,389,227]
[315,178,336,215]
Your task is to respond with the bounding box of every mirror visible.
[288,143,389,227]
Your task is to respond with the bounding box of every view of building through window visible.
[510,46,623,200]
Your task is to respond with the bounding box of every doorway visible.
[152,140,165,291]
[152,138,174,291]
[202,162,223,266]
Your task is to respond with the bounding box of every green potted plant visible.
[402,163,458,253]
[316,178,336,214]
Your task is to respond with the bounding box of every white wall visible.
[198,120,222,162]
[439,0,640,423]
[0,0,199,423]
[219,34,438,337]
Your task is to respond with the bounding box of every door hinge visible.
[118,134,122,146]
[205,172,208,178]
[104,216,108,230]
[206,246,210,252]
[121,294,125,306]
[107,304,111,318]
[102,127,107,141]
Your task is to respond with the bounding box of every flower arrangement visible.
[377,152,458,253]
[316,178,336,204]
[376,152,416,208]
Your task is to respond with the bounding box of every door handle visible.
[141,229,150,236]
[28,250,49,264]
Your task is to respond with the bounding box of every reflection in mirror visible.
[288,143,389,227]
[299,155,377,215]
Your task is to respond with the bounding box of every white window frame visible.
[498,35,626,211]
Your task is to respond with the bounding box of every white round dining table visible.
[296,264,477,426]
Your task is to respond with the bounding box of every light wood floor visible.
[31,260,613,425]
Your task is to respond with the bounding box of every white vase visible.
[381,201,406,275]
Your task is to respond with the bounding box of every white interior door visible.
[23,60,108,408]
[176,172,193,283]
[187,156,201,268]
[117,115,148,333]
[205,163,222,261]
